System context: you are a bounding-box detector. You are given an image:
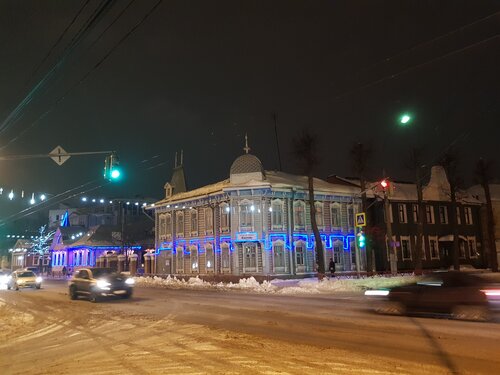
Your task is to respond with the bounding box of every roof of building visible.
[467,184,500,202]
[230,154,265,175]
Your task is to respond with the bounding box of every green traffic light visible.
[110,169,121,179]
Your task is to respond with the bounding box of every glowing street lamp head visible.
[380,179,389,189]
[399,114,412,125]
[40,194,46,201]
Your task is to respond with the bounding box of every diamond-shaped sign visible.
[50,146,70,166]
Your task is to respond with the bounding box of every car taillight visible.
[481,289,500,296]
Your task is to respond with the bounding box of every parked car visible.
[7,270,42,290]
[365,271,500,321]
[68,267,134,302]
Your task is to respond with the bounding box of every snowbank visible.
[134,274,420,295]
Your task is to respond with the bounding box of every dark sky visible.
[0,0,499,229]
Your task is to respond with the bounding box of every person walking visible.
[62,266,67,278]
[328,258,336,278]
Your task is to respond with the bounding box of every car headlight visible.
[0,276,8,284]
[125,278,135,285]
[36,276,43,283]
[96,279,111,289]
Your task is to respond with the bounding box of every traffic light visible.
[380,179,389,190]
[104,153,122,181]
[357,231,366,249]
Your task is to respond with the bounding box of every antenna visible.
[243,133,251,154]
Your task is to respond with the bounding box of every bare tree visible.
[440,151,460,271]
[476,157,498,272]
[350,143,373,273]
[405,148,426,275]
[292,129,325,278]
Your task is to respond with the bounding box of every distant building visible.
[150,141,364,277]
[468,184,500,268]
[329,166,485,272]
[9,239,50,272]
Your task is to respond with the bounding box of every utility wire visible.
[0,0,115,137]
[0,0,163,151]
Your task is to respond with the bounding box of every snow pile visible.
[135,274,420,295]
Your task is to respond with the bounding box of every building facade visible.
[151,147,364,277]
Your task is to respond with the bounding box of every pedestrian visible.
[329,258,336,278]
[62,266,67,278]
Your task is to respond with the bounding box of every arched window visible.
[165,213,172,235]
[176,212,184,236]
[294,201,306,229]
[331,203,341,228]
[159,214,166,238]
[221,243,230,269]
[295,241,305,266]
[220,203,230,232]
[315,202,324,227]
[239,200,254,230]
[191,209,198,234]
[190,246,198,272]
[205,207,213,233]
[333,240,342,264]
[273,241,285,269]
[205,244,214,270]
[271,199,284,230]
[176,246,184,273]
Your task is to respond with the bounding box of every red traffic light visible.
[380,179,389,189]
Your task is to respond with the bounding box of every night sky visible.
[0,0,499,230]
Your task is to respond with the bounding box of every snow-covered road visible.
[1,279,499,374]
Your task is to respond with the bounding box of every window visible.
[205,245,214,269]
[243,243,257,269]
[176,212,184,236]
[271,199,284,229]
[239,201,253,229]
[333,240,342,264]
[191,209,198,234]
[159,214,166,238]
[190,246,198,271]
[438,206,448,224]
[468,237,477,258]
[459,241,466,259]
[315,202,324,227]
[412,204,419,223]
[398,204,407,223]
[273,242,285,269]
[295,243,305,266]
[294,201,305,229]
[205,208,213,233]
[464,207,473,225]
[165,213,172,235]
[221,243,230,269]
[425,205,435,224]
[220,203,230,232]
[456,207,461,225]
[429,237,439,259]
[176,246,184,272]
[347,205,354,227]
[331,204,340,227]
[401,237,411,260]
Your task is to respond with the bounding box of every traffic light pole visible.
[383,190,398,275]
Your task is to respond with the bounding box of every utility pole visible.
[382,179,397,275]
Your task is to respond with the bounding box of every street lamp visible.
[399,113,412,126]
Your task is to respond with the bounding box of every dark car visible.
[68,267,135,302]
[366,271,500,321]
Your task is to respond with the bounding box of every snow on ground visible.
[135,274,421,295]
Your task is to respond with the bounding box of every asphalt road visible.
[1,279,499,375]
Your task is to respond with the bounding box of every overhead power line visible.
[0,0,163,151]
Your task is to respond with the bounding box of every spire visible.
[174,152,178,168]
[243,133,251,154]
[180,149,184,166]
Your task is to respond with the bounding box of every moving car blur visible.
[0,269,11,290]
[365,271,500,321]
[7,270,42,290]
[68,267,135,302]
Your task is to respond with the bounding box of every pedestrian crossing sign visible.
[355,212,366,227]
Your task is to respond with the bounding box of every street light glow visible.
[400,114,411,124]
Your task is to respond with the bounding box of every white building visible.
[151,143,364,277]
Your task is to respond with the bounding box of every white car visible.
[7,270,42,290]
